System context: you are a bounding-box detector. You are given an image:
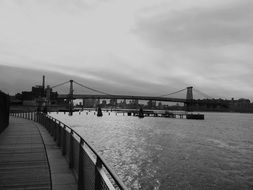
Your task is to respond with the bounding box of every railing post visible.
[51,119,54,136]
[62,125,66,156]
[69,130,74,169]
[54,120,57,141]
[78,139,84,190]
[57,123,61,147]
[49,118,52,135]
[38,113,41,124]
[48,118,51,131]
[95,157,103,190]
[43,114,48,127]
[44,115,47,127]
[46,117,52,131]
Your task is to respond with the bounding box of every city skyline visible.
[0,0,253,100]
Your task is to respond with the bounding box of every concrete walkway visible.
[0,117,77,190]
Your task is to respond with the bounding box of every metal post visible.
[78,139,84,190]
[45,117,48,129]
[53,122,57,141]
[49,119,53,135]
[69,130,74,169]
[57,123,61,147]
[62,126,66,156]
[95,157,103,190]
[43,115,46,127]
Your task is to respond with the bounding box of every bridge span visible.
[57,94,188,103]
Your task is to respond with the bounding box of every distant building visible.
[147,100,156,109]
[83,99,97,108]
[14,76,58,105]
[109,99,117,107]
[32,85,44,97]
[101,100,107,107]
[158,102,163,109]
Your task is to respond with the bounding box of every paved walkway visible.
[0,117,77,190]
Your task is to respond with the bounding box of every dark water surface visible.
[50,112,253,190]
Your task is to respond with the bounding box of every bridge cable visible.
[159,88,187,97]
[55,85,70,95]
[51,81,70,89]
[73,81,112,95]
[193,88,213,99]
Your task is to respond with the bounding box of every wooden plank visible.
[0,116,78,190]
[0,117,51,189]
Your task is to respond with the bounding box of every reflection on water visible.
[50,112,253,190]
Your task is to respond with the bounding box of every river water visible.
[49,111,253,190]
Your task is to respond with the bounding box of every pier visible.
[0,116,77,189]
[1,112,127,190]
[70,108,205,120]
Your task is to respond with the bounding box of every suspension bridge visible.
[41,79,217,119]
[49,80,197,103]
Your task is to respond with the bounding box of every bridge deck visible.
[0,117,77,190]
[58,94,188,103]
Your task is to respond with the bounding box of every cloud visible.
[133,0,253,99]
[135,0,253,48]
[0,64,188,98]
[0,0,252,100]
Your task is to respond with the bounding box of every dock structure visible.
[0,116,77,189]
[1,112,128,190]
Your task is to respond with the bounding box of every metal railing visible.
[10,112,128,190]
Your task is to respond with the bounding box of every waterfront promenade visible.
[0,116,77,189]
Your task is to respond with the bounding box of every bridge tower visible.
[69,80,74,115]
[186,86,193,101]
[186,86,193,111]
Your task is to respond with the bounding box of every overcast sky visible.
[0,0,253,100]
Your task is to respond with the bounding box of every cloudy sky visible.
[0,0,253,100]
